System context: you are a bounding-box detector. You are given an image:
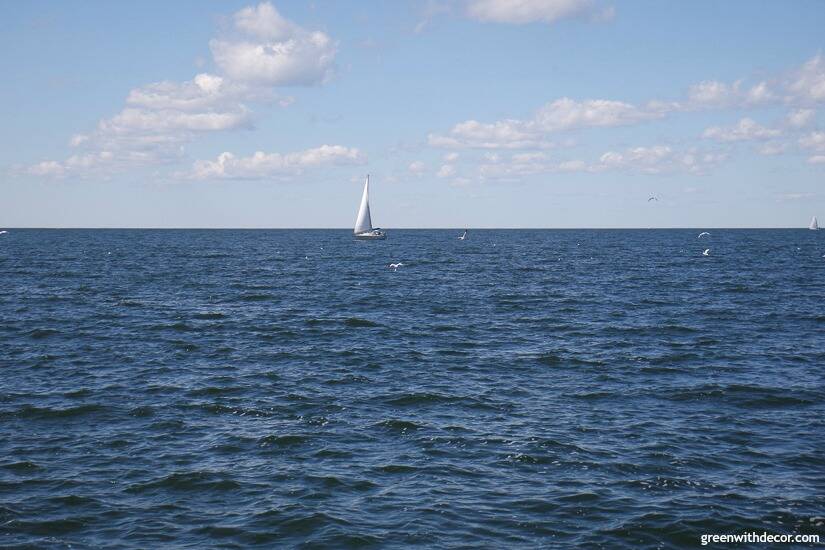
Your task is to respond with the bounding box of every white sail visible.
[354,175,373,234]
[810,216,819,230]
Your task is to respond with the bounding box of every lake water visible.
[1,229,823,548]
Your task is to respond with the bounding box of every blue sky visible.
[2,0,825,227]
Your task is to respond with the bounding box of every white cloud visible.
[757,142,787,156]
[429,97,656,150]
[786,108,815,128]
[475,144,726,180]
[69,134,89,147]
[512,152,546,163]
[415,0,453,33]
[124,73,273,113]
[103,106,252,134]
[535,97,658,131]
[443,152,459,162]
[808,155,825,164]
[779,192,817,199]
[26,151,122,178]
[682,54,825,110]
[465,0,612,24]
[408,160,426,174]
[799,131,825,152]
[687,80,740,107]
[745,81,774,104]
[28,2,338,179]
[686,80,775,109]
[591,146,725,174]
[436,164,456,178]
[187,145,364,180]
[702,118,780,142]
[28,160,65,177]
[210,3,336,87]
[557,159,587,172]
[428,127,552,150]
[787,54,825,103]
[232,2,299,41]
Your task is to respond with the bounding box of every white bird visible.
[697,232,710,238]
[702,249,710,256]
[458,229,468,240]
[0,230,7,235]
[388,262,404,270]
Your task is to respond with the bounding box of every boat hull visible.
[354,231,386,240]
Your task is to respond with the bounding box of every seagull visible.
[458,229,468,241]
[648,195,659,202]
[697,232,710,238]
[0,231,7,235]
[702,249,710,256]
[388,262,404,271]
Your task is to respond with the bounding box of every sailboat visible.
[353,175,386,240]
[810,216,819,230]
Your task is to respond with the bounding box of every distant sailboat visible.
[353,175,386,240]
[810,216,819,230]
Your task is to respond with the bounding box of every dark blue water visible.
[1,229,824,548]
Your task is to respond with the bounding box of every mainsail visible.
[354,175,373,234]
[811,216,819,230]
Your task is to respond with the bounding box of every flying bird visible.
[698,232,710,238]
[702,249,710,256]
[459,229,468,240]
[388,262,404,271]
[0,231,7,235]
[648,196,659,202]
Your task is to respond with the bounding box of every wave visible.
[27,328,59,339]
[5,404,106,420]
[344,317,380,327]
[375,419,424,432]
[126,471,242,494]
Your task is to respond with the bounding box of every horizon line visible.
[0,226,815,231]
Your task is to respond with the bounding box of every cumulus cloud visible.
[682,54,825,110]
[28,2,340,179]
[702,118,781,142]
[808,155,825,164]
[787,54,825,103]
[476,145,726,180]
[210,2,336,86]
[429,97,656,149]
[28,73,255,177]
[799,131,825,152]
[28,160,66,177]
[687,80,739,107]
[685,80,775,109]
[465,0,613,24]
[429,119,549,149]
[408,160,427,175]
[592,145,724,174]
[786,108,815,128]
[187,145,364,180]
[757,142,787,156]
[436,164,457,178]
[124,73,275,113]
[535,98,658,131]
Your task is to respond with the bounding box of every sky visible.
[2,0,825,228]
